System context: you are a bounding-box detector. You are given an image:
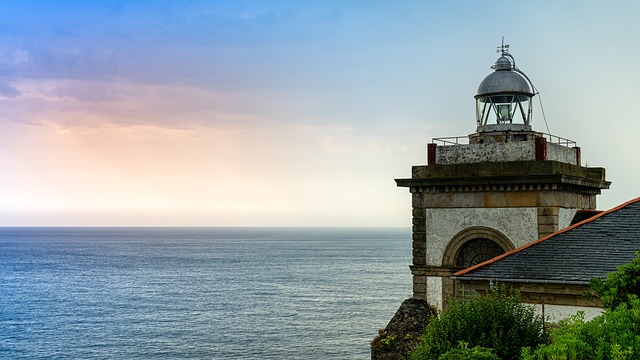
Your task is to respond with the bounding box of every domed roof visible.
[476,56,533,97]
[493,56,511,70]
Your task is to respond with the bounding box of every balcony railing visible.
[431,132,577,148]
[540,133,577,147]
[431,136,467,145]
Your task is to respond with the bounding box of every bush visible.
[437,342,500,360]
[521,298,640,359]
[411,286,547,360]
[589,250,640,310]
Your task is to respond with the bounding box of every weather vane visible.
[497,36,510,55]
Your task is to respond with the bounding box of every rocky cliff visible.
[371,298,437,360]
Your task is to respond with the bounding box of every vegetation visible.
[589,250,640,310]
[521,298,640,359]
[371,329,397,352]
[521,251,640,359]
[437,342,500,360]
[410,286,547,360]
[406,252,640,359]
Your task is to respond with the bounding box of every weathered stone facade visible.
[396,134,610,309]
[435,138,578,166]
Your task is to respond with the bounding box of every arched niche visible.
[442,226,515,268]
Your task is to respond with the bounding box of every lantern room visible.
[475,45,535,134]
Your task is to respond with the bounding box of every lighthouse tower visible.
[395,43,610,309]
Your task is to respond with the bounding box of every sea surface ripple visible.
[0,227,411,359]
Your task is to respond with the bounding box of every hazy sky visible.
[1,1,639,227]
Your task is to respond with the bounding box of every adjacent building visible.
[452,196,640,322]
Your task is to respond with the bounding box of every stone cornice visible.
[396,160,610,191]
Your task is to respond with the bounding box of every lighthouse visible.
[395,43,610,309]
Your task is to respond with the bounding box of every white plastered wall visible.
[426,276,443,310]
[425,207,539,267]
[531,303,603,324]
[558,208,578,231]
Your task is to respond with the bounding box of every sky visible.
[1,1,639,227]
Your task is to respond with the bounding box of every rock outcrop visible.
[371,297,437,360]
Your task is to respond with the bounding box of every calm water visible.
[0,227,412,359]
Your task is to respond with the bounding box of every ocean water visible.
[0,227,412,359]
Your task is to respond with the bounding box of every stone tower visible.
[395,44,610,309]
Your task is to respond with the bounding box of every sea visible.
[0,227,412,359]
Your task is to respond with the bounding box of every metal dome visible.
[475,56,533,100]
[476,69,533,99]
[493,56,512,70]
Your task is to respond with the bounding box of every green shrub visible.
[589,250,640,310]
[437,342,500,360]
[411,286,547,360]
[521,296,640,359]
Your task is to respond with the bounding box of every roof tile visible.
[454,197,640,283]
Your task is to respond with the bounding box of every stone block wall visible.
[398,141,609,306]
[546,142,579,165]
[434,139,579,166]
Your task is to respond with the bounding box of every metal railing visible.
[431,132,577,148]
[539,132,577,147]
[431,136,469,145]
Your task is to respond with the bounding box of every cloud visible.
[3,77,317,131]
[0,81,20,97]
[20,44,120,80]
